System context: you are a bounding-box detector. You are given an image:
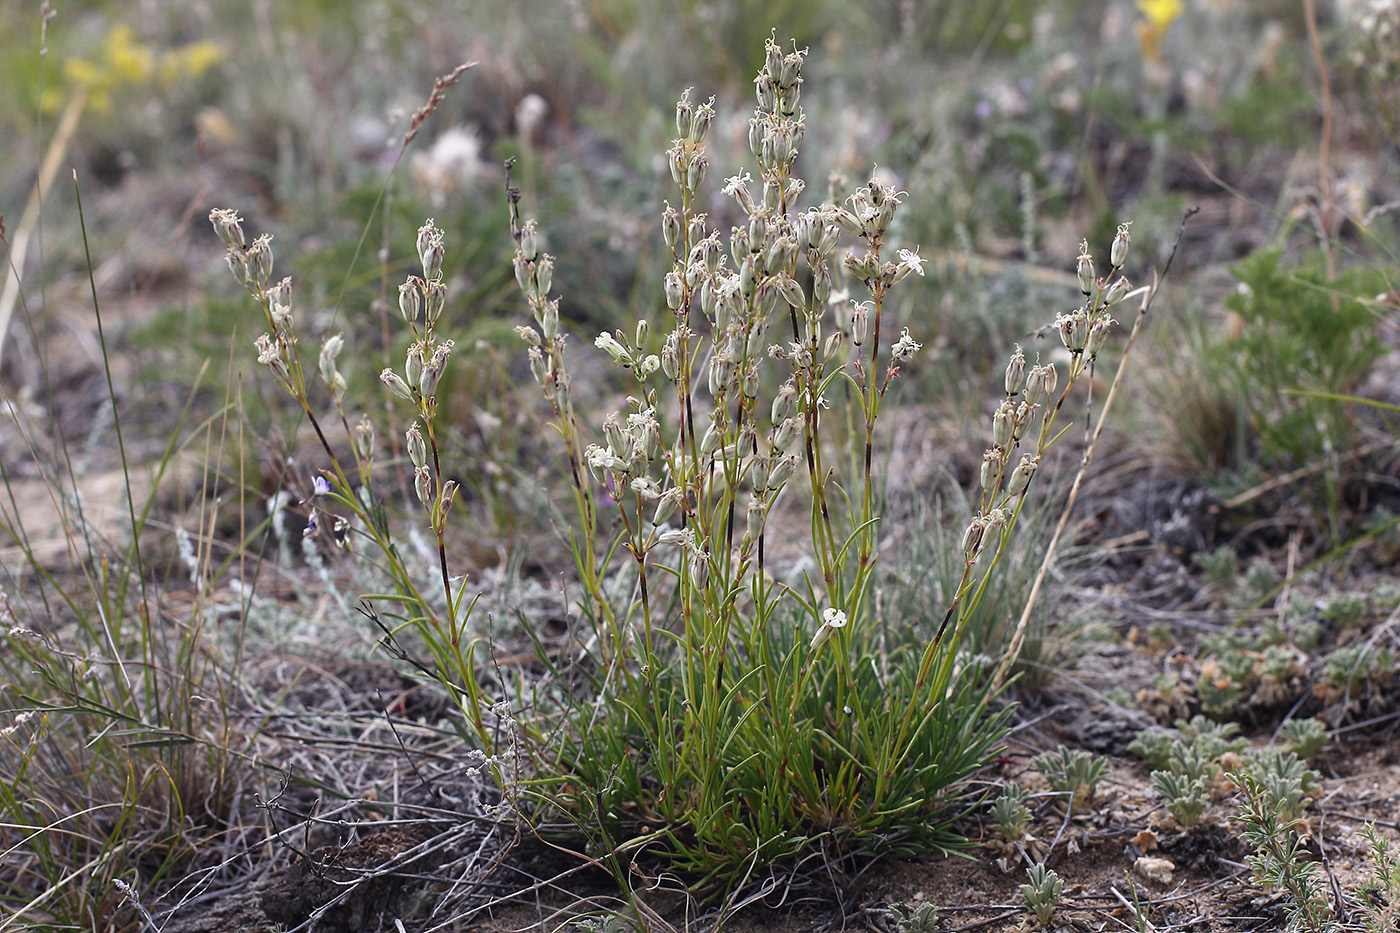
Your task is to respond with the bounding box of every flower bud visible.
[700,419,722,455]
[992,399,1015,449]
[746,498,766,541]
[767,455,796,490]
[319,333,346,398]
[381,368,414,400]
[418,221,444,280]
[1104,276,1130,306]
[414,465,433,506]
[248,234,274,283]
[689,547,711,590]
[1076,240,1094,295]
[1004,344,1026,397]
[519,220,539,261]
[405,344,425,390]
[1086,316,1113,358]
[225,248,249,285]
[1057,310,1089,354]
[355,416,375,461]
[665,270,684,311]
[528,346,548,386]
[653,488,683,527]
[980,449,1001,491]
[398,279,421,323]
[424,279,446,324]
[420,340,453,397]
[661,202,681,252]
[209,208,245,249]
[439,479,458,516]
[541,299,559,341]
[534,256,553,299]
[961,516,987,561]
[850,301,870,346]
[1111,222,1131,269]
[691,97,714,144]
[823,329,845,361]
[772,417,800,453]
[675,90,694,140]
[1006,455,1038,496]
[406,424,428,469]
[686,153,707,194]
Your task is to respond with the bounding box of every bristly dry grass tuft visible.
[405,62,477,147]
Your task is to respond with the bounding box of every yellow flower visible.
[1135,0,1185,63]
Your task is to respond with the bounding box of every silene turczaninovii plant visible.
[503,38,1139,886]
[214,37,1142,890]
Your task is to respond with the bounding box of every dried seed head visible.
[424,279,447,324]
[439,479,458,517]
[655,525,692,549]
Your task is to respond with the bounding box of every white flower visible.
[721,172,753,197]
[896,247,926,276]
[822,607,848,628]
[891,328,923,362]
